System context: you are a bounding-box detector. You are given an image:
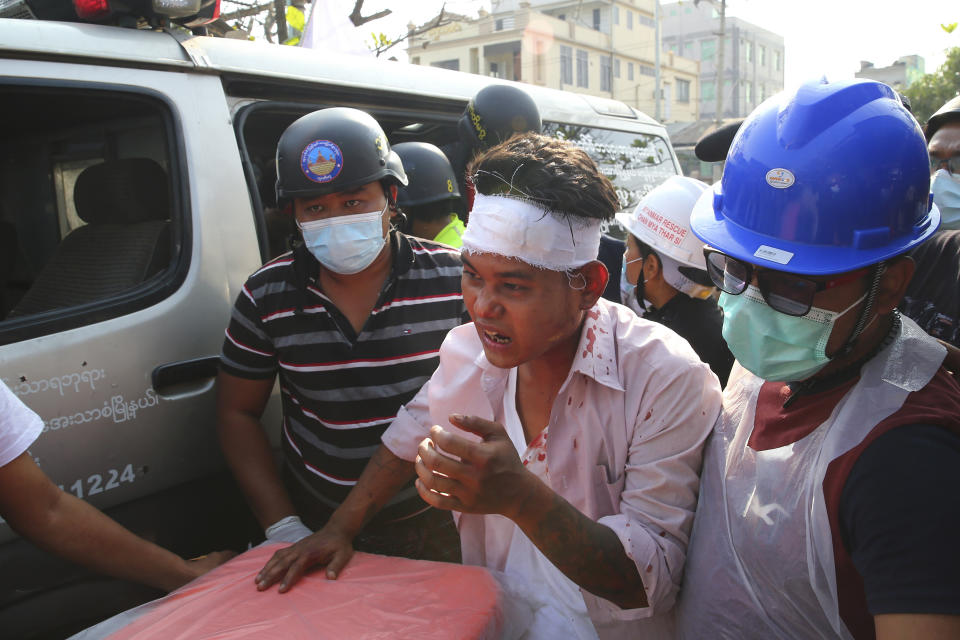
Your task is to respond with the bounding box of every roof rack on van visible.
[580,95,638,120]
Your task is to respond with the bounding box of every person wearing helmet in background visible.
[676,79,960,639]
[897,96,960,349]
[443,83,543,211]
[217,108,466,570]
[392,142,466,248]
[616,175,734,385]
[925,94,960,230]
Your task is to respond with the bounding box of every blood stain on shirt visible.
[584,327,597,355]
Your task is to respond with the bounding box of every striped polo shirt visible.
[221,231,466,521]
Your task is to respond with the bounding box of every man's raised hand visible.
[414,413,536,520]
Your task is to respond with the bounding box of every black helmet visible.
[457,84,542,150]
[925,94,960,141]
[393,142,461,208]
[276,107,407,200]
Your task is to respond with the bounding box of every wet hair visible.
[467,133,619,222]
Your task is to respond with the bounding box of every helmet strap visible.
[392,211,409,233]
[831,262,885,359]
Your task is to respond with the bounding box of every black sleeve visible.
[840,423,960,616]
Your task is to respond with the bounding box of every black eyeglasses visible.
[929,153,960,175]
[703,248,868,316]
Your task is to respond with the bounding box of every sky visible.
[360,0,959,86]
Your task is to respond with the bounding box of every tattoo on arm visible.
[528,490,648,609]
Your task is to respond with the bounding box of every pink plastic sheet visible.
[101,545,506,640]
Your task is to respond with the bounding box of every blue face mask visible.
[931,169,960,231]
[297,203,387,274]
[718,285,867,382]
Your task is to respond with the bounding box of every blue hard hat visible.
[690,78,940,275]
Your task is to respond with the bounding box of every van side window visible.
[0,86,184,343]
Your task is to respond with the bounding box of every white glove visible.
[264,515,313,544]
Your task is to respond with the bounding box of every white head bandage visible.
[462,193,602,271]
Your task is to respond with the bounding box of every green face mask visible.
[718,285,867,382]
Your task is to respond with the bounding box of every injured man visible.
[254,133,723,639]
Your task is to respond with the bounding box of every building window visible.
[495,18,504,30]
[701,39,715,61]
[759,45,766,66]
[614,58,621,78]
[558,13,565,20]
[745,82,753,105]
[702,80,715,101]
[576,49,589,87]
[601,56,612,91]
[639,14,655,27]
[627,11,633,29]
[593,8,601,30]
[431,59,459,71]
[640,64,655,77]
[775,50,782,71]
[628,62,634,81]
[677,78,691,103]
[613,5,619,24]
[561,46,573,84]
[489,61,500,78]
[744,40,753,63]
[759,83,765,102]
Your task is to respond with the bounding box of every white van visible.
[0,12,681,637]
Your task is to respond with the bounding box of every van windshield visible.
[544,122,677,238]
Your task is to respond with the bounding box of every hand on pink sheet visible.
[415,413,537,520]
[255,525,354,593]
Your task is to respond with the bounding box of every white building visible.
[661,1,784,120]
[407,0,700,122]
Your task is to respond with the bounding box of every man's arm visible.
[510,469,648,608]
[216,371,295,530]
[875,614,960,640]
[254,443,415,592]
[416,415,647,609]
[0,452,232,592]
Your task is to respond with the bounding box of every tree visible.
[904,47,960,124]
[212,0,451,53]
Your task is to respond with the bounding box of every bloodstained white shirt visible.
[382,298,722,637]
[0,381,43,467]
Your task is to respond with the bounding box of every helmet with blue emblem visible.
[275,107,407,201]
[690,78,939,276]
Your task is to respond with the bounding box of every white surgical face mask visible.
[620,255,645,314]
[931,169,960,230]
[297,202,388,274]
